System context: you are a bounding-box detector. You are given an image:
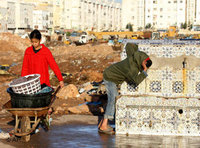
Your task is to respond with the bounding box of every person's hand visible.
[142,60,147,72]
[59,81,64,88]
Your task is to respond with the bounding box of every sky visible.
[108,0,122,3]
[116,0,122,3]
[116,0,122,2]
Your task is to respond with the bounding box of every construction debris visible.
[0,33,121,116]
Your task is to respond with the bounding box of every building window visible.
[168,1,171,3]
[180,0,183,3]
[132,16,134,20]
[174,0,177,3]
[153,0,157,4]
[148,9,150,12]
[153,8,157,11]
[160,8,163,11]
[160,15,163,18]
[153,15,157,20]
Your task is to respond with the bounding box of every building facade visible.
[122,0,200,30]
[32,2,53,31]
[196,0,200,24]
[1,0,121,32]
[63,0,122,31]
[19,2,33,29]
[145,0,186,29]
[122,0,145,31]
[4,0,33,32]
[0,1,8,32]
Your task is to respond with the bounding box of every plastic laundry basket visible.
[7,87,53,108]
[9,74,41,94]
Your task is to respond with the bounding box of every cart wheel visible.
[21,116,31,142]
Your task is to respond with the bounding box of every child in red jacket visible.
[21,29,64,88]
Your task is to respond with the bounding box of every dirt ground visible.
[0,33,121,129]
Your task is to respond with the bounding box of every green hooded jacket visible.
[103,43,149,85]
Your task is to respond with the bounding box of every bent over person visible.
[98,43,152,134]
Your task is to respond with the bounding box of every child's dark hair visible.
[29,29,41,40]
[146,60,152,68]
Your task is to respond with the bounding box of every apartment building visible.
[3,0,33,33]
[21,0,54,30]
[196,0,200,24]
[122,0,200,30]
[145,0,186,29]
[63,0,122,31]
[32,2,53,30]
[0,1,8,32]
[0,0,53,32]
[20,2,33,29]
[122,0,145,30]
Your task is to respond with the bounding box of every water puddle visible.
[3,124,200,148]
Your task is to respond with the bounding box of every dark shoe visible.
[98,128,114,135]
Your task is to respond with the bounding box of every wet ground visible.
[2,123,200,148]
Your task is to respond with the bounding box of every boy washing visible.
[98,43,152,134]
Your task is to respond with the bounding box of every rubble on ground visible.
[56,84,80,99]
[0,33,121,117]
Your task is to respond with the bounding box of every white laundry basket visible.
[9,74,41,94]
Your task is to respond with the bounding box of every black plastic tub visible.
[7,87,54,108]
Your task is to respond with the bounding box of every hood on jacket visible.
[125,43,138,57]
[133,51,149,71]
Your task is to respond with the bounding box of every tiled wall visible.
[116,41,200,136]
[116,96,200,136]
[121,44,200,60]
[121,67,200,98]
[120,43,200,97]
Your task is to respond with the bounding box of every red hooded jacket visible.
[21,44,63,86]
